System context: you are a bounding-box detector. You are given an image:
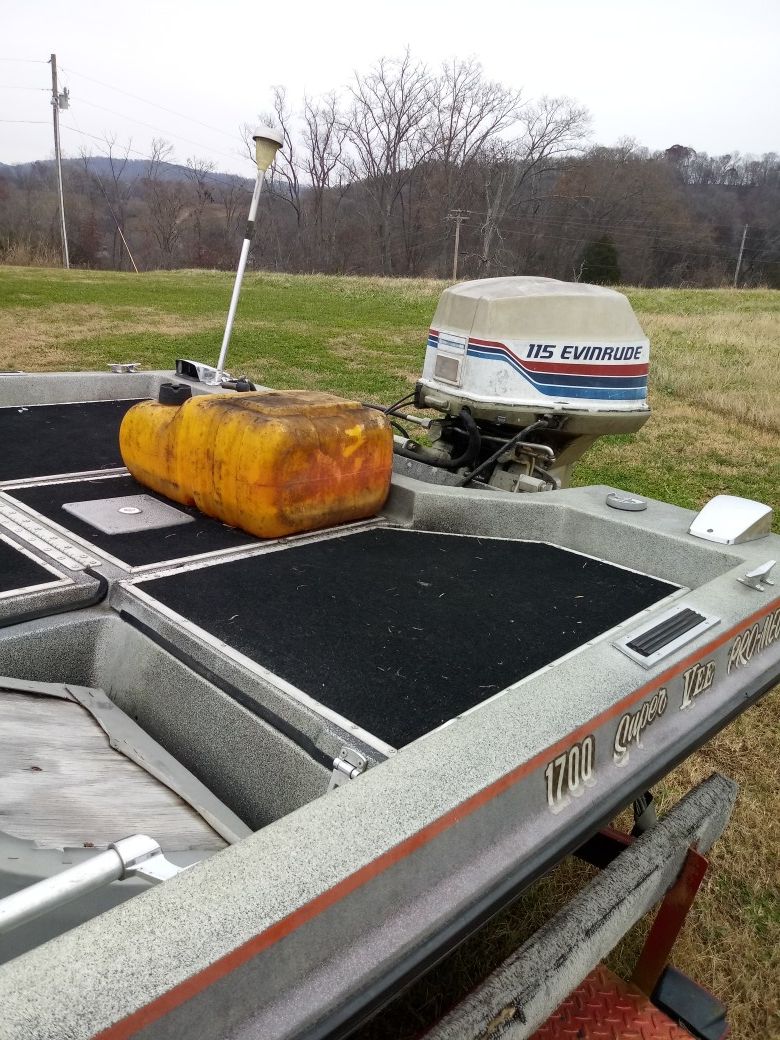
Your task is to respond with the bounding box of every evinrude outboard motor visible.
[394,277,651,490]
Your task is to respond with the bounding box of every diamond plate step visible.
[530,965,692,1039]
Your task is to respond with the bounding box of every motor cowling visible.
[414,277,651,489]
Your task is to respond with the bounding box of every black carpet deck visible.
[137,529,677,748]
[9,476,257,568]
[0,400,143,482]
[0,539,59,594]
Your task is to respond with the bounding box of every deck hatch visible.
[0,400,143,483]
[133,529,678,749]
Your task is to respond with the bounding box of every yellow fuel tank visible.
[119,389,393,539]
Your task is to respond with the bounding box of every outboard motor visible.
[398,277,651,490]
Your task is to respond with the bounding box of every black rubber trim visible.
[118,609,355,773]
[294,662,780,1040]
[0,566,109,630]
[627,608,707,657]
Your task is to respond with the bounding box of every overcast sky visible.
[2,0,778,175]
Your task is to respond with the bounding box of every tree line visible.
[1,52,778,286]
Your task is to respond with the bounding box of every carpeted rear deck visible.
[8,476,257,568]
[0,539,60,594]
[0,400,142,482]
[137,528,677,748]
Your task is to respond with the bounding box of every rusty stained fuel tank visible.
[119,390,393,539]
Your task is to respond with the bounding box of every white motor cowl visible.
[417,277,650,436]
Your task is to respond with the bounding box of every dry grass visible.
[0,304,220,370]
[645,310,780,434]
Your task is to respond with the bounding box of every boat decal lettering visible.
[727,606,780,674]
[613,687,668,765]
[544,734,595,813]
[679,658,716,709]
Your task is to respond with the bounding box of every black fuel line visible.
[393,408,482,471]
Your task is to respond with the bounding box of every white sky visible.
[2,0,778,175]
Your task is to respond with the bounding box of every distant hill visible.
[0,157,251,187]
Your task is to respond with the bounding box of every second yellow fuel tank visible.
[119,388,393,539]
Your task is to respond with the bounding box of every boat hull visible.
[0,370,777,1039]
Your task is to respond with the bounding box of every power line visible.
[67,94,244,163]
[0,118,50,124]
[466,209,752,252]
[58,121,253,192]
[60,66,242,142]
[466,219,780,265]
[469,195,760,234]
[0,58,47,64]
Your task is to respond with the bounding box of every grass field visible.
[1,266,778,1038]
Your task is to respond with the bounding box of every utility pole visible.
[49,53,69,269]
[447,209,469,281]
[733,224,748,288]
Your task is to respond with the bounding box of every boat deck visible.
[7,474,256,568]
[0,538,61,596]
[0,375,778,1038]
[0,399,141,482]
[135,529,676,749]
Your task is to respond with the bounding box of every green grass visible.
[1,266,779,1038]
[1,267,777,526]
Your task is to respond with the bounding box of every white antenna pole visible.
[215,125,283,384]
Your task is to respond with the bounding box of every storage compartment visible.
[5,475,257,569]
[120,390,393,538]
[130,528,679,750]
[0,672,251,964]
[0,614,330,833]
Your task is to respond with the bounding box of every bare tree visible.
[79,134,135,268]
[184,156,217,265]
[477,96,590,273]
[429,59,521,198]
[143,138,186,267]
[248,86,303,226]
[79,143,138,271]
[422,58,522,273]
[340,51,434,274]
[214,175,250,266]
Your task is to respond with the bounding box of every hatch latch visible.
[328,747,367,791]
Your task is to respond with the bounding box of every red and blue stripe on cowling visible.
[427,330,648,401]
